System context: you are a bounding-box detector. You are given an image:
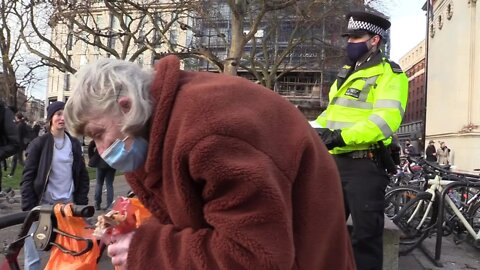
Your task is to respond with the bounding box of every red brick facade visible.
[404,59,425,124]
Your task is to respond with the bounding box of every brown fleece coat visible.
[125,55,355,269]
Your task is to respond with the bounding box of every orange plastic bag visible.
[44,204,100,270]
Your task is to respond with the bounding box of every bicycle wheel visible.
[467,200,480,248]
[384,186,421,219]
[393,192,438,255]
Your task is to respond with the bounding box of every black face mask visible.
[346,38,372,62]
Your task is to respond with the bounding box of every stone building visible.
[425,0,480,171]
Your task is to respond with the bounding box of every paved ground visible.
[1,175,479,269]
[399,236,480,270]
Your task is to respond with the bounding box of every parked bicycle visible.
[391,157,480,255]
[388,156,427,190]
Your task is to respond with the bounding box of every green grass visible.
[2,164,98,190]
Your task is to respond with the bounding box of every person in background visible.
[8,112,28,177]
[0,101,19,197]
[1,159,7,172]
[390,134,402,166]
[20,101,90,270]
[404,140,417,157]
[313,11,408,270]
[37,121,47,137]
[64,56,355,269]
[88,140,116,210]
[32,121,41,139]
[425,140,437,162]
[437,141,450,165]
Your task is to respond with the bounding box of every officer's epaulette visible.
[387,60,403,73]
[337,65,352,78]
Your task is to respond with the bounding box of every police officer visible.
[313,11,408,270]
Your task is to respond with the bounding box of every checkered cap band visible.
[348,17,386,38]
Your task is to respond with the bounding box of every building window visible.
[67,33,73,50]
[63,74,70,91]
[446,3,453,20]
[95,14,103,28]
[437,15,443,29]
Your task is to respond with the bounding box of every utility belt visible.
[337,142,397,174]
[338,149,372,159]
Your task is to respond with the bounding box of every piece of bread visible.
[93,210,127,237]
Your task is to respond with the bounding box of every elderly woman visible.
[64,56,355,270]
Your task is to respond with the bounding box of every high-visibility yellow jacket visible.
[315,52,408,154]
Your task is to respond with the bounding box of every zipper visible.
[39,152,53,204]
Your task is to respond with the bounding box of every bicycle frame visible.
[407,174,480,241]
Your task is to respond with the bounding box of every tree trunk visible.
[224,1,245,76]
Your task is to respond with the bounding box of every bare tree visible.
[0,0,18,105]
[0,0,44,108]
[237,0,351,89]
[17,0,201,74]
[14,0,378,93]
[173,0,361,88]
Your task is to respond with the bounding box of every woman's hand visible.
[107,231,136,270]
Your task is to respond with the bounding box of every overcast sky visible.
[388,0,427,62]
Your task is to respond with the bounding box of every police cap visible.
[342,11,391,39]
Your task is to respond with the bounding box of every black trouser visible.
[334,155,389,270]
[9,150,24,176]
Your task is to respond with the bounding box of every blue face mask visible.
[101,136,148,172]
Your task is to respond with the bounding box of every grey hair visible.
[64,58,154,137]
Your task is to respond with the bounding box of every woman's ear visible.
[117,96,132,114]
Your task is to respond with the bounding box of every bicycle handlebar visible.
[2,204,95,260]
[70,205,95,218]
[408,156,480,180]
[0,212,28,230]
[0,205,94,231]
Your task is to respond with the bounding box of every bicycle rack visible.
[418,180,480,267]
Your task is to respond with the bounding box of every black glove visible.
[316,128,346,150]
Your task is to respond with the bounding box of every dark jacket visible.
[425,145,437,162]
[87,140,112,169]
[124,56,355,269]
[405,144,418,156]
[16,120,29,150]
[0,102,20,160]
[20,132,90,211]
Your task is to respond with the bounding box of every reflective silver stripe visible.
[326,121,355,129]
[331,97,372,109]
[319,111,327,118]
[358,76,379,101]
[374,99,405,116]
[368,114,393,138]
